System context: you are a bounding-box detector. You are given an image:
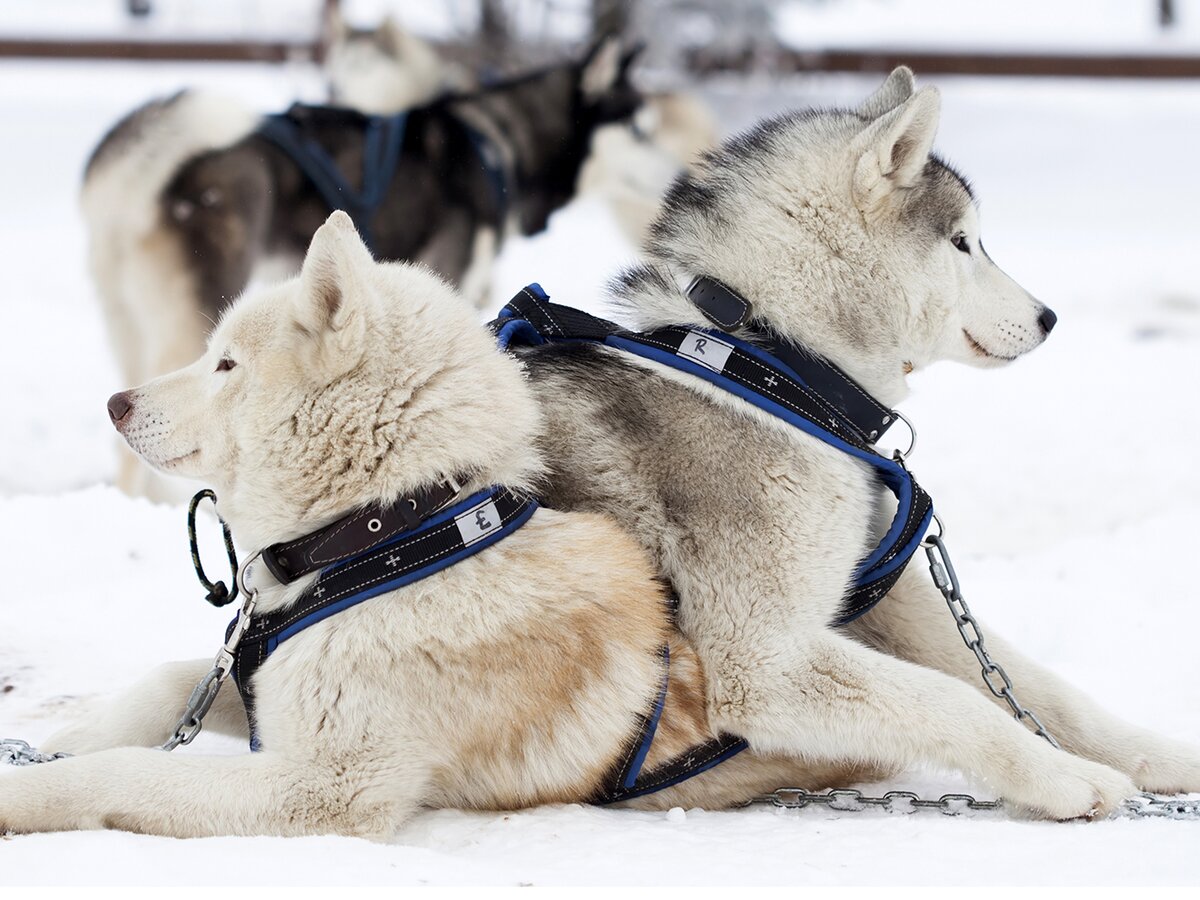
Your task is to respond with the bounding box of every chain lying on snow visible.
[748,788,1200,820]
[0,738,70,767]
[748,787,1001,816]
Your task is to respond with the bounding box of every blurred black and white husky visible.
[83,39,640,496]
[513,68,1200,818]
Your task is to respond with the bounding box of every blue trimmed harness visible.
[485,282,935,802]
[231,487,537,751]
[494,283,934,624]
[226,482,733,803]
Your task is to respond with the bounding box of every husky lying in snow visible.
[84,39,640,498]
[0,213,877,838]
[507,67,1200,819]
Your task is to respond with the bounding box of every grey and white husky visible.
[512,67,1200,818]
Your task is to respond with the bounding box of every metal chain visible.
[750,788,1200,820]
[749,498,1200,821]
[0,738,70,767]
[923,527,1061,749]
[0,513,260,768]
[160,584,257,751]
[749,787,1001,816]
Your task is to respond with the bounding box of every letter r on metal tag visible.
[677,330,734,373]
[455,500,502,546]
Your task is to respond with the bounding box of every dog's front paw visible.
[1122,734,1200,795]
[1002,751,1135,821]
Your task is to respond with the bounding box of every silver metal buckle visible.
[433,475,463,513]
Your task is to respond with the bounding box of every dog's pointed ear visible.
[851,86,940,217]
[581,35,623,100]
[376,15,406,57]
[858,66,915,119]
[297,211,373,345]
[325,3,349,41]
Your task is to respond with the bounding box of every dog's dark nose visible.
[1038,306,1058,336]
[107,391,133,427]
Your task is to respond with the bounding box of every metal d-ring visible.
[922,513,945,547]
[891,410,917,461]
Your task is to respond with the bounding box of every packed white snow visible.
[1,56,1198,886]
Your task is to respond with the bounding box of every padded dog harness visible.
[228,480,734,802]
[254,103,508,253]
[230,485,536,750]
[493,281,934,625]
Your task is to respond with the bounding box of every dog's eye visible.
[951,233,971,255]
[215,357,237,372]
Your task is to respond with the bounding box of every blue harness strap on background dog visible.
[255,104,409,252]
[494,283,935,626]
[255,103,510,253]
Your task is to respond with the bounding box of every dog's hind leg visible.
[704,629,1136,819]
[847,565,1200,795]
[0,746,424,838]
[40,659,248,755]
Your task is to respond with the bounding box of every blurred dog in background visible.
[83,38,640,497]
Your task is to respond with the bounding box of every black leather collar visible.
[260,475,465,584]
[686,275,896,442]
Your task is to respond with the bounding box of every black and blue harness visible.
[494,281,934,624]
[224,278,932,803]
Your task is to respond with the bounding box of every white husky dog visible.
[0,213,882,838]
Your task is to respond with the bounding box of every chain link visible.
[0,738,71,767]
[750,787,1200,821]
[160,587,257,751]
[923,530,1062,749]
[748,787,1002,816]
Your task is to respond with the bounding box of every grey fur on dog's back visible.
[522,341,875,609]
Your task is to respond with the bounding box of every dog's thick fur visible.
[510,68,1200,819]
[0,214,881,838]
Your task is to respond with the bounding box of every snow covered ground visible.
[1,57,1199,886]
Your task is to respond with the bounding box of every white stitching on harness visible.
[634,331,864,443]
[522,287,564,336]
[255,494,524,636]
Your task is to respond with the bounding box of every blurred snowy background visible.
[1,0,1198,887]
